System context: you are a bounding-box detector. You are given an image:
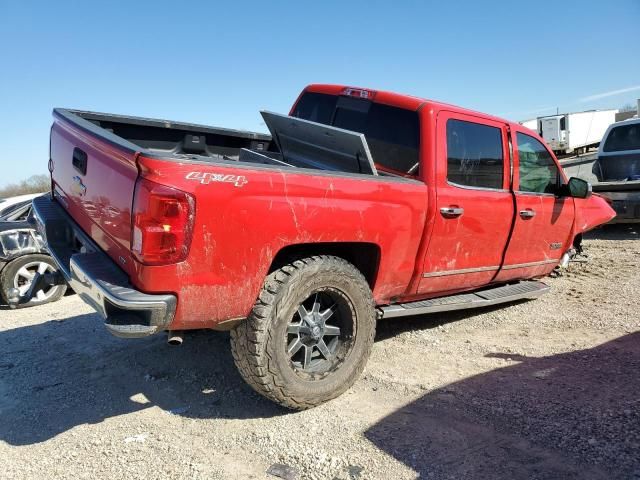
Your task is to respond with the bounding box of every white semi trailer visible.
[539,109,617,155]
[520,118,540,134]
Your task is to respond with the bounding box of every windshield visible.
[292,92,420,175]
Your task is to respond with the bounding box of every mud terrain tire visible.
[230,255,376,410]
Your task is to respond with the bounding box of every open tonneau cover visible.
[261,111,378,175]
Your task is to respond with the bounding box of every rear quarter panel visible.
[134,157,428,329]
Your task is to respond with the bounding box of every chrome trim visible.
[513,190,559,198]
[440,206,464,217]
[445,180,509,193]
[422,265,499,278]
[501,259,559,270]
[422,258,559,278]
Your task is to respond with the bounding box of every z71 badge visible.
[186,171,248,187]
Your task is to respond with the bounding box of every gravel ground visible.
[1,224,638,480]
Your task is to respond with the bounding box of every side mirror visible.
[567,177,592,199]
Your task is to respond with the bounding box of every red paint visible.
[50,85,615,330]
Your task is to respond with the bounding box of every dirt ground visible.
[1,224,638,480]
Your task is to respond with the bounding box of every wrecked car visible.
[31,84,615,409]
[0,195,67,307]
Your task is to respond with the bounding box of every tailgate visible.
[50,109,139,276]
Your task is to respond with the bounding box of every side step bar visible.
[379,281,550,319]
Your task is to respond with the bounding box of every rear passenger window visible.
[446,119,504,189]
[516,132,561,194]
[603,124,640,152]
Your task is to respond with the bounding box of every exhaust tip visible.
[167,331,184,346]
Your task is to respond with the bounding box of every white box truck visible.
[539,109,618,155]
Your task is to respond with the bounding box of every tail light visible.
[131,178,195,265]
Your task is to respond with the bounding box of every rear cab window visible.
[603,123,640,152]
[292,92,420,176]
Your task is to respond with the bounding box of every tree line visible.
[0,175,49,198]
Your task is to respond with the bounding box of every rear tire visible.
[0,254,67,308]
[230,255,376,410]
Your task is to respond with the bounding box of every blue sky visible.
[1,0,638,186]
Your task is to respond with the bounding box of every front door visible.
[496,128,575,282]
[418,111,514,295]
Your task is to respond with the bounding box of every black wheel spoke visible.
[303,345,313,369]
[323,325,341,336]
[297,305,309,320]
[317,339,332,360]
[298,325,312,336]
[318,305,336,322]
[288,338,304,356]
[287,323,301,335]
[286,288,354,376]
[312,295,321,314]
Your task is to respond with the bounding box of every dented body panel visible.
[0,228,45,264]
[44,84,616,333]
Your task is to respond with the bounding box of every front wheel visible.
[230,255,376,410]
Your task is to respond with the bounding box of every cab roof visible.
[303,83,515,127]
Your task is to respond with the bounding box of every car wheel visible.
[0,254,67,308]
[230,255,376,410]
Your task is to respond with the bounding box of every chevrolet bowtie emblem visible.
[71,176,87,196]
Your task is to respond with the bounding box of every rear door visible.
[495,128,574,282]
[418,111,514,295]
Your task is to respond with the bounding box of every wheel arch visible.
[268,242,381,290]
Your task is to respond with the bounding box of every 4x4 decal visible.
[186,171,248,187]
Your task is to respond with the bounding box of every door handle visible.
[440,206,464,217]
[519,209,536,219]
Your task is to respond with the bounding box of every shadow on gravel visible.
[365,332,640,479]
[584,223,639,241]
[0,313,284,445]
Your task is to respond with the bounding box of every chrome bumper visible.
[32,195,176,338]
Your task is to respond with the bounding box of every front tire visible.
[0,254,67,308]
[230,255,376,410]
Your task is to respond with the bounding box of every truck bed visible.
[49,106,424,329]
[56,108,274,161]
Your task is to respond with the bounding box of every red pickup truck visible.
[29,84,614,409]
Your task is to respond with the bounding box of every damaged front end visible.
[574,194,617,235]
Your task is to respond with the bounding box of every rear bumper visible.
[596,189,640,223]
[32,195,176,338]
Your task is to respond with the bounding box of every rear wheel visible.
[230,255,376,409]
[0,254,67,308]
